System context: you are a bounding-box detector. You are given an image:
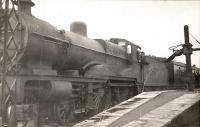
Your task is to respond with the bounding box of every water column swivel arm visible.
[165,25,200,91]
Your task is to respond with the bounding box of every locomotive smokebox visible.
[14,0,35,15]
[70,21,87,37]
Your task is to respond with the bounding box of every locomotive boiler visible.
[1,0,142,125]
[0,0,195,126]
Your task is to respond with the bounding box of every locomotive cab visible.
[109,38,141,63]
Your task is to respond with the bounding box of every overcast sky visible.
[32,0,200,67]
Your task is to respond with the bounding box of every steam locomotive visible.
[0,0,199,126]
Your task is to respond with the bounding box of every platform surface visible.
[72,90,200,127]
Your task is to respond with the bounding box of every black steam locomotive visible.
[0,0,199,126]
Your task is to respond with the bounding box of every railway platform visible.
[72,90,200,127]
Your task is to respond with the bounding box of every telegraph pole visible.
[0,0,3,125]
[1,0,9,126]
[1,0,21,126]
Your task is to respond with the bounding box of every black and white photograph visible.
[0,0,200,127]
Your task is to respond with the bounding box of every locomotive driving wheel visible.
[5,92,17,127]
[86,84,111,114]
[97,86,111,112]
[55,101,74,125]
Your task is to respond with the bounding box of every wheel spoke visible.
[59,111,65,119]
[56,103,69,124]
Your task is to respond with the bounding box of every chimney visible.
[70,22,87,37]
[15,0,35,15]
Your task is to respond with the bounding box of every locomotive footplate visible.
[105,76,137,83]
